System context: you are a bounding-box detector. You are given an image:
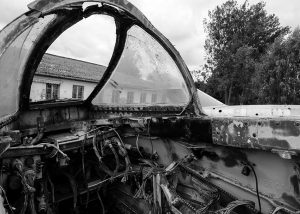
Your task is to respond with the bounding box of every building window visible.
[127,91,134,104]
[111,90,120,104]
[46,83,60,100]
[140,92,147,103]
[72,85,84,99]
[151,93,157,103]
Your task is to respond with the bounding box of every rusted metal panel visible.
[211,117,300,152]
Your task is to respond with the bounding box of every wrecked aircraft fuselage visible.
[0,0,299,213]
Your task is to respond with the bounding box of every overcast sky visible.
[1,0,300,70]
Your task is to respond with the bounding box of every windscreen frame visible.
[0,0,202,124]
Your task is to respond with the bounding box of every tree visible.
[203,0,289,105]
[255,27,300,104]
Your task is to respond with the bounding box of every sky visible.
[1,0,300,71]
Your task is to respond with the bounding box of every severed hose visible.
[111,137,131,169]
[108,143,120,175]
[92,134,120,176]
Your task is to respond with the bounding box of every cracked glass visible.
[93,25,189,106]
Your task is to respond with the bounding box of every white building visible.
[30,53,105,102]
[30,53,185,105]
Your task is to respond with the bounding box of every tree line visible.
[196,0,300,105]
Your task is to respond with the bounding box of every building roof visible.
[36,53,106,83]
[35,53,158,89]
[35,53,183,91]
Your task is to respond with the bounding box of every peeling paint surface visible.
[203,105,300,118]
[191,146,300,212]
[212,117,300,151]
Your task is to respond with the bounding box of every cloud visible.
[0,0,32,25]
[129,0,225,69]
[47,15,116,66]
[0,0,299,70]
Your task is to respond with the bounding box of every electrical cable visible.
[29,193,37,214]
[108,143,120,175]
[40,143,69,159]
[134,167,154,199]
[87,170,140,189]
[111,136,131,169]
[93,133,120,177]
[76,126,112,137]
[47,176,55,204]
[16,168,34,214]
[96,189,105,214]
[20,193,28,214]
[0,185,14,213]
[81,141,86,177]
[243,162,261,213]
[111,129,126,149]
[147,119,154,159]
[93,135,103,163]
[110,129,132,173]
[135,134,144,158]
[81,133,91,209]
